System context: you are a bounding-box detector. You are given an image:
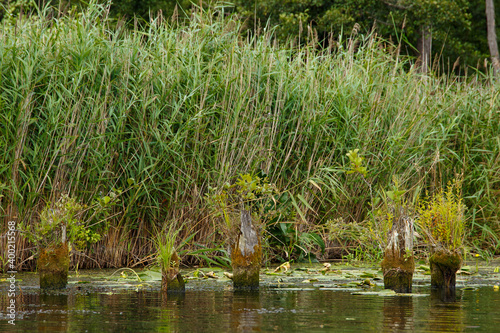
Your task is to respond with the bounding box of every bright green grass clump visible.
[417,180,466,251]
[1,3,499,266]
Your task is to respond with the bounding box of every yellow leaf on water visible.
[274,261,291,273]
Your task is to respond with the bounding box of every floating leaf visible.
[360,272,376,279]
[274,261,291,273]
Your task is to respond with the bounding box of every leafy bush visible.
[416,180,466,251]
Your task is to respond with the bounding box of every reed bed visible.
[1,4,499,270]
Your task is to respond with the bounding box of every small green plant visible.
[346,149,368,178]
[19,192,117,249]
[370,176,410,247]
[416,179,466,251]
[153,225,181,271]
[345,149,375,216]
[206,173,276,239]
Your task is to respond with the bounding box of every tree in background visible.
[0,0,497,73]
[485,0,500,75]
[233,0,491,73]
[108,0,192,21]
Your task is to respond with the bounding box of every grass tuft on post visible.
[417,179,466,292]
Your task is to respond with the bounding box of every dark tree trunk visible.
[486,0,500,75]
[417,25,432,74]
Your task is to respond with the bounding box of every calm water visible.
[1,270,500,332]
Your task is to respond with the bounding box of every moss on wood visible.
[231,240,262,291]
[429,249,462,290]
[381,212,415,293]
[230,209,262,291]
[381,259,415,293]
[162,252,185,293]
[38,242,69,290]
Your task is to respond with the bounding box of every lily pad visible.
[359,272,377,279]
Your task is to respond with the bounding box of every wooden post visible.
[429,247,461,292]
[161,251,185,293]
[39,242,69,290]
[381,210,414,293]
[231,209,262,291]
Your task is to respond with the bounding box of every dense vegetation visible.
[1,0,499,71]
[0,3,499,271]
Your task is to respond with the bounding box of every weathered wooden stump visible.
[429,248,462,291]
[161,251,185,293]
[38,242,69,290]
[381,211,415,293]
[231,209,262,291]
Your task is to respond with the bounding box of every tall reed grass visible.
[1,3,499,270]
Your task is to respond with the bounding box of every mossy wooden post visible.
[231,209,262,291]
[38,242,69,290]
[161,251,185,293]
[429,247,462,292]
[381,211,414,293]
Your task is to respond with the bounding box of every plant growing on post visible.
[416,180,466,294]
[206,173,276,291]
[19,193,116,289]
[153,225,185,293]
[345,150,415,292]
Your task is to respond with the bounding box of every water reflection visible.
[2,284,500,332]
[230,291,262,331]
[37,293,68,332]
[428,289,464,332]
[383,296,414,331]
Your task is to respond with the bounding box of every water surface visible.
[1,264,499,332]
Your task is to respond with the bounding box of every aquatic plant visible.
[206,173,275,246]
[154,225,180,272]
[153,224,185,292]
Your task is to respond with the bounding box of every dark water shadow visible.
[428,288,464,331]
[383,296,414,331]
[37,292,69,332]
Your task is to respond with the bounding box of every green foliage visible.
[0,0,37,23]
[326,218,383,262]
[19,193,115,249]
[153,224,180,270]
[0,4,499,268]
[417,180,466,251]
[206,173,277,235]
[234,0,489,71]
[346,149,367,178]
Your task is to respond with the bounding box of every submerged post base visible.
[162,268,185,293]
[429,250,462,291]
[38,242,69,290]
[382,267,414,293]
